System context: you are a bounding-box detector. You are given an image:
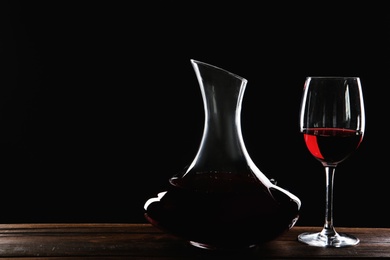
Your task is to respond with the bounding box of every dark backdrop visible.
[1,1,388,227]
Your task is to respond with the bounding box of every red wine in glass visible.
[303,128,363,165]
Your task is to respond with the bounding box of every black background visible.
[1,1,389,227]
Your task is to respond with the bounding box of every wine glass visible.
[298,76,365,247]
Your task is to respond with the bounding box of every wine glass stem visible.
[322,166,337,237]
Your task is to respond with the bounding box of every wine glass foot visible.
[298,231,360,248]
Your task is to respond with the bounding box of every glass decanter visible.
[144,59,301,250]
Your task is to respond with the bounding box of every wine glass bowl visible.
[298,76,365,247]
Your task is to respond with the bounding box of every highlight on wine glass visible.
[298,76,365,247]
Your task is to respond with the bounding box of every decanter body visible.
[144,59,301,250]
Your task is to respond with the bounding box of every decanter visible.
[144,59,301,250]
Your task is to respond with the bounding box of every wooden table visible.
[0,223,389,259]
